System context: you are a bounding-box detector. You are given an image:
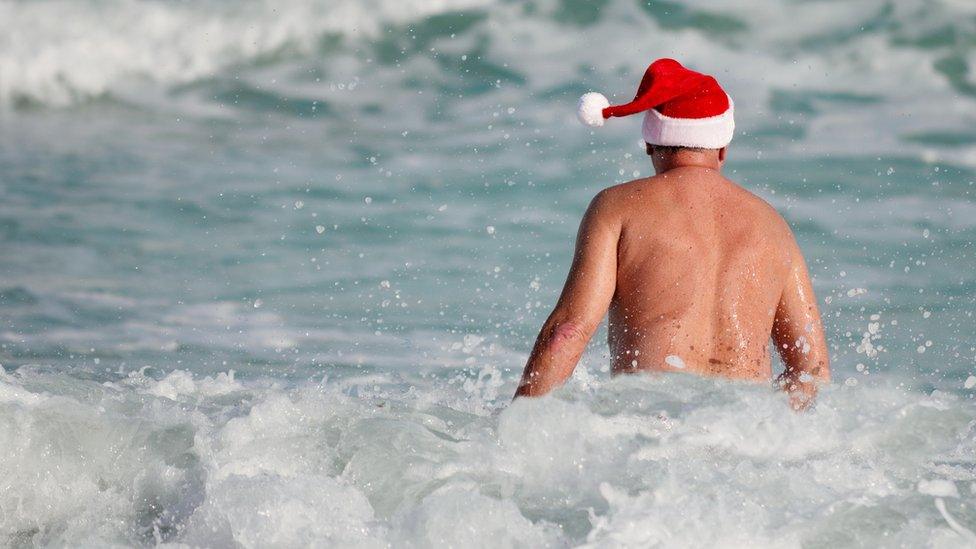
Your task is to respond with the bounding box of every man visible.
[514,59,829,410]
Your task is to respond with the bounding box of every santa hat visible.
[577,58,734,149]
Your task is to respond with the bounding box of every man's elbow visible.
[515,321,592,400]
[550,321,588,345]
[543,321,591,357]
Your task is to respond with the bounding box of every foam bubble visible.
[918,479,960,498]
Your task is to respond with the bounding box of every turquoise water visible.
[2,0,976,546]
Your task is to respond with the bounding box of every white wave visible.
[2,0,974,120]
[139,369,243,400]
[0,0,489,107]
[5,366,972,546]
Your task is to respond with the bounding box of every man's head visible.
[645,143,727,173]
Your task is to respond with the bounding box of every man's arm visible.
[772,233,830,410]
[514,191,620,398]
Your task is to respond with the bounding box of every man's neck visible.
[652,150,722,174]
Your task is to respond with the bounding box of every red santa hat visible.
[577,58,734,149]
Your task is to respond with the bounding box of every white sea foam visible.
[1,366,973,546]
[143,369,243,400]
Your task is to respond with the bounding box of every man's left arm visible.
[514,190,620,398]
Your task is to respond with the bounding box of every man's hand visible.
[776,368,819,411]
[514,191,620,398]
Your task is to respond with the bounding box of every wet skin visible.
[515,147,830,409]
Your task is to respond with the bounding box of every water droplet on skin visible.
[665,355,685,369]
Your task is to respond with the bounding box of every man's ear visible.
[718,146,727,165]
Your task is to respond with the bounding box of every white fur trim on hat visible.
[642,97,735,148]
[577,92,610,127]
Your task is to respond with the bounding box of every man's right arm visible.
[772,232,830,410]
[514,190,619,398]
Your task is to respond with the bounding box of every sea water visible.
[1,0,975,546]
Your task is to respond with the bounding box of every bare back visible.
[607,167,791,380]
[515,161,829,407]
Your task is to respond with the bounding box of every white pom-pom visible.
[577,92,610,127]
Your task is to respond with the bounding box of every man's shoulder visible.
[730,181,790,226]
[585,174,700,223]
[587,174,792,234]
[590,176,659,204]
[578,179,656,231]
[721,179,796,244]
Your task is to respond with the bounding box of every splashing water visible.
[1,368,975,546]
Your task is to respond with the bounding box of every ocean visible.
[1,0,975,546]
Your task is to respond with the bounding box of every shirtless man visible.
[514,59,829,409]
